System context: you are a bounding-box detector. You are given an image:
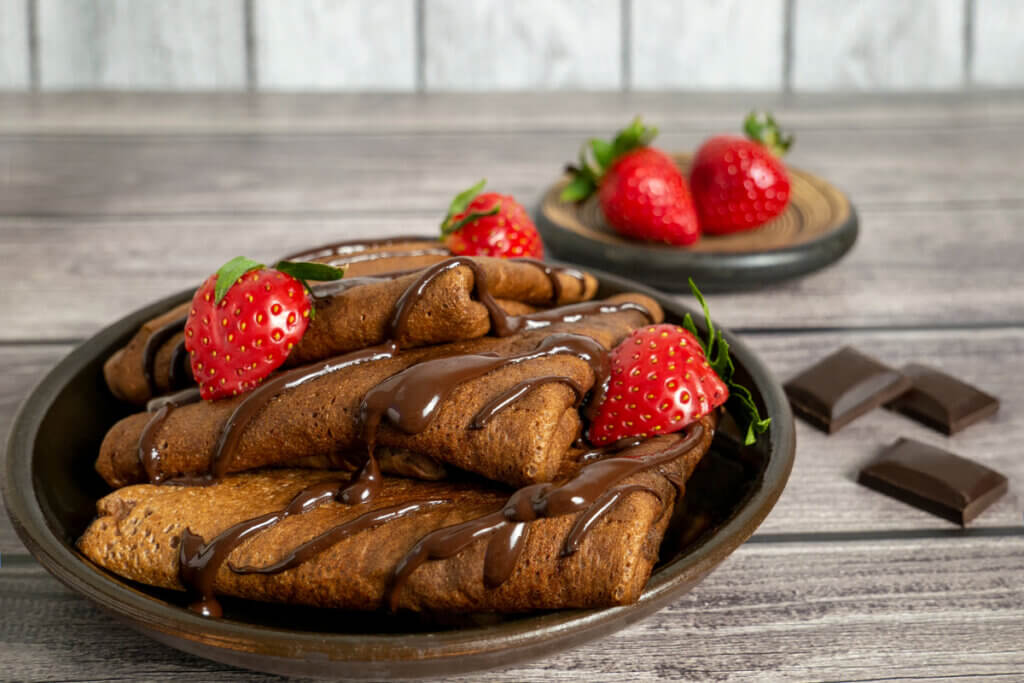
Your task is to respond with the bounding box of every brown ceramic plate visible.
[4,266,795,679]
[537,154,858,292]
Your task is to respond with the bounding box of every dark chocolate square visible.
[784,346,912,434]
[858,438,1008,525]
[885,363,999,435]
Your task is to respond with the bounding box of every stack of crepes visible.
[79,237,717,617]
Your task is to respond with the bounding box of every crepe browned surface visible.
[104,256,599,405]
[96,294,662,489]
[79,424,713,613]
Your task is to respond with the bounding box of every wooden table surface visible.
[1,92,1022,682]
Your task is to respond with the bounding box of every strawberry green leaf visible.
[214,256,264,303]
[442,201,501,236]
[590,138,614,168]
[274,261,346,283]
[687,277,770,445]
[560,174,597,203]
[743,111,793,157]
[441,179,487,231]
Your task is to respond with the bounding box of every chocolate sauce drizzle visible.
[359,333,607,453]
[470,376,585,430]
[385,427,702,609]
[138,387,201,484]
[178,455,389,617]
[141,315,188,395]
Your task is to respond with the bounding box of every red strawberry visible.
[562,118,699,246]
[690,112,793,235]
[185,257,344,400]
[587,324,728,445]
[441,180,543,259]
[586,279,772,446]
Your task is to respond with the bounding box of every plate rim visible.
[4,266,795,679]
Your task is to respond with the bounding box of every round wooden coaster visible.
[537,154,858,292]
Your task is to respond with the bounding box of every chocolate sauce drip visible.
[512,258,588,304]
[577,436,646,463]
[469,376,585,430]
[211,342,399,479]
[387,426,703,609]
[483,521,529,588]
[142,315,188,395]
[229,499,449,577]
[138,388,201,484]
[166,339,192,390]
[309,269,421,298]
[359,333,608,452]
[178,478,345,617]
[284,235,449,263]
[560,484,663,556]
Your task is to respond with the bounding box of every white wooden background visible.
[0,0,1022,91]
[1,91,1023,681]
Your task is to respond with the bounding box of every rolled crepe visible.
[78,424,713,613]
[105,256,599,405]
[96,295,661,489]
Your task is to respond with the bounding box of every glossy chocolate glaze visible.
[166,339,192,390]
[142,315,188,395]
[211,342,400,479]
[576,436,647,464]
[179,478,345,617]
[386,426,703,609]
[229,499,450,577]
[469,376,585,430]
[359,333,608,453]
[138,388,201,484]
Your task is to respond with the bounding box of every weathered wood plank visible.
[0,0,30,89]
[2,125,1023,222]
[973,0,1024,87]
[631,0,784,90]
[3,92,1024,134]
[2,204,1023,340]
[37,0,246,90]
[254,0,416,91]
[2,536,1022,681]
[793,0,965,90]
[423,0,621,91]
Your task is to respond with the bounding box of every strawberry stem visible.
[684,278,771,445]
[743,111,793,157]
[441,179,499,236]
[560,117,659,203]
[274,260,346,320]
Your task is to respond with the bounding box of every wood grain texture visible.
[2,536,1022,681]
[423,0,621,91]
[254,0,416,91]
[3,125,1024,221]
[0,0,30,89]
[2,209,1024,338]
[973,0,1024,86]
[37,0,246,90]
[631,0,784,90]
[3,92,1024,134]
[793,0,965,90]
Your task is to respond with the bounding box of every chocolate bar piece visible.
[784,346,912,434]
[886,364,999,435]
[858,438,1008,525]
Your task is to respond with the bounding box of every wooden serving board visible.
[537,154,858,292]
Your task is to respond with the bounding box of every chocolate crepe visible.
[78,424,713,614]
[96,295,661,489]
[105,254,598,404]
